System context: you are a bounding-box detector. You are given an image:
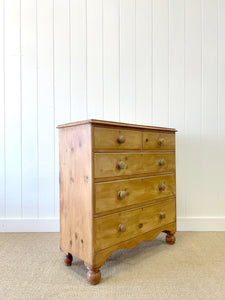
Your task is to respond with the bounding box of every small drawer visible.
[143,132,175,150]
[93,127,142,150]
[94,152,175,179]
[95,174,176,214]
[95,198,176,251]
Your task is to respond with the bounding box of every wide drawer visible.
[143,132,175,150]
[95,198,176,251]
[94,152,175,179]
[95,174,175,214]
[93,127,142,150]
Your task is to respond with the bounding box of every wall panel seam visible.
[20,0,23,218]
[69,0,71,122]
[134,0,136,123]
[36,0,39,218]
[217,0,219,137]
[102,0,104,119]
[3,0,6,217]
[168,0,170,127]
[85,0,88,119]
[52,0,56,217]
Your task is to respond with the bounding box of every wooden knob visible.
[117,161,126,170]
[158,183,166,191]
[117,135,126,144]
[158,159,165,166]
[159,212,166,219]
[118,224,126,232]
[118,191,127,200]
[158,138,165,146]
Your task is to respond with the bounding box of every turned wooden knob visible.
[158,159,165,166]
[117,161,126,170]
[159,212,166,219]
[118,224,126,232]
[118,190,127,200]
[117,135,126,144]
[158,183,166,191]
[158,138,165,146]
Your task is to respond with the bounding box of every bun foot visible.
[166,232,176,245]
[85,264,101,285]
[64,253,73,266]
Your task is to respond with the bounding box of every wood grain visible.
[94,152,175,179]
[94,198,176,251]
[94,127,142,150]
[59,124,94,265]
[93,222,176,267]
[143,132,175,150]
[57,119,177,132]
[58,121,177,284]
[95,174,176,214]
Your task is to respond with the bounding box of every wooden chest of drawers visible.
[57,119,177,285]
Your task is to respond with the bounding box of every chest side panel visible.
[59,124,93,264]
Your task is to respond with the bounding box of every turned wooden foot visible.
[64,253,73,266]
[85,264,101,285]
[165,232,176,245]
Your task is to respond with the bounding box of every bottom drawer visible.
[95,198,176,251]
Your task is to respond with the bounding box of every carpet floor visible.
[0,232,224,300]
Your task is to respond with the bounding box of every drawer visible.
[93,127,142,150]
[94,152,175,179]
[95,198,176,251]
[95,174,175,214]
[143,132,175,150]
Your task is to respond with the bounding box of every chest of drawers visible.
[57,119,177,285]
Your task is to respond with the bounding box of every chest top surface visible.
[57,119,177,132]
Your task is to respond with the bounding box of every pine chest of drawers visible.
[57,119,177,285]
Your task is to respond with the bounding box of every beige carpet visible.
[0,232,224,300]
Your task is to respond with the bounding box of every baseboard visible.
[177,217,225,231]
[0,217,224,232]
[0,218,59,232]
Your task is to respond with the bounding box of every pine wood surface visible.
[59,124,94,264]
[58,120,177,284]
[57,119,177,132]
[143,131,175,150]
[94,127,142,150]
[94,152,175,179]
[94,198,176,251]
[94,174,175,214]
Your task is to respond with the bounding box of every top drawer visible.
[143,132,175,150]
[94,127,142,150]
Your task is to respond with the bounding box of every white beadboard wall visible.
[0,0,225,232]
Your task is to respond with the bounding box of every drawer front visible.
[95,198,176,251]
[94,127,142,150]
[94,153,175,179]
[143,132,175,150]
[95,174,175,214]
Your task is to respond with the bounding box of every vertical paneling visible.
[201,0,218,216]
[87,0,103,119]
[0,0,225,230]
[70,0,87,121]
[37,0,54,218]
[103,0,120,122]
[54,0,70,217]
[120,0,136,123]
[185,0,202,217]
[0,0,5,217]
[152,0,169,127]
[218,0,225,216]
[4,0,21,217]
[21,0,38,217]
[135,0,152,125]
[169,0,185,217]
